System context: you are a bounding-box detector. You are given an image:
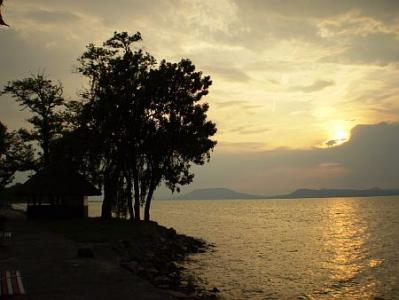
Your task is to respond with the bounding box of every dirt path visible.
[0,209,175,300]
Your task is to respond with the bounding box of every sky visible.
[0,0,398,196]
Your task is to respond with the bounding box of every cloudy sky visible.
[0,0,398,196]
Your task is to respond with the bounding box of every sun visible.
[334,129,348,141]
[324,123,350,147]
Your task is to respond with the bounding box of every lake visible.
[91,196,399,299]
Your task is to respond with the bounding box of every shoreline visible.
[118,224,219,299]
[0,208,219,299]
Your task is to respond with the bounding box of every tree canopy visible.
[0,121,34,191]
[0,31,217,221]
[69,31,217,220]
[1,74,66,169]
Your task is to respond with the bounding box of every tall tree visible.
[74,31,217,221]
[0,121,35,191]
[141,59,217,221]
[1,74,66,168]
[76,32,154,220]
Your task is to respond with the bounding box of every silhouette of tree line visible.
[0,32,217,221]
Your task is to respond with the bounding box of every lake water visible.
[91,197,399,299]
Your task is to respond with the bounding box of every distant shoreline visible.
[166,187,399,201]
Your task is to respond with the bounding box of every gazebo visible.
[17,164,101,218]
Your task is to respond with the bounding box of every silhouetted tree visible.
[141,59,216,221]
[75,32,151,220]
[0,121,6,154]
[1,74,66,169]
[75,31,217,221]
[0,121,35,191]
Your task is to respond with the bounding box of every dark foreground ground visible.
[0,209,218,300]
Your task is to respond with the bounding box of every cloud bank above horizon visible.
[173,122,399,196]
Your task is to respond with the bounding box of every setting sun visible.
[334,128,348,141]
[324,123,350,147]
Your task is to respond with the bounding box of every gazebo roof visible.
[17,164,101,196]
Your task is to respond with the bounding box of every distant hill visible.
[174,188,264,200]
[276,187,399,199]
[171,187,399,200]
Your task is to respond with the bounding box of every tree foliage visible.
[0,32,217,221]
[1,74,66,168]
[0,121,34,191]
[70,31,217,220]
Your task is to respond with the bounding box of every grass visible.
[37,217,164,243]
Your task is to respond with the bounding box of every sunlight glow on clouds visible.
[1,0,399,193]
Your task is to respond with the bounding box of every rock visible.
[167,290,188,299]
[180,280,188,286]
[113,225,213,299]
[136,266,146,276]
[185,282,196,293]
[120,240,132,248]
[77,247,94,258]
[165,227,177,238]
[147,267,159,274]
[154,275,169,284]
[121,261,139,273]
[157,284,170,289]
[145,251,155,260]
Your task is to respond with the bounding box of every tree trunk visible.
[132,170,141,221]
[42,116,51,167]
[101,174,113,220]
[144,184,155,222]
[129,151,142,221]
[126,175,134,221]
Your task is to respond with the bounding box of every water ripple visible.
[90,196,399,299]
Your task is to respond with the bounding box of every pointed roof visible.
[17,164,101,196]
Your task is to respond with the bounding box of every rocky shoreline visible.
[2,207,219,299]
[116,224,219,299]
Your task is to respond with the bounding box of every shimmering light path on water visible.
[90,197,399,299]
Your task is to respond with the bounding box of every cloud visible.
[173,123,399,195]
[317,12,391,38]
[203,65,251,82]
[229,125,270,135]
[291,80,335,93]
[234,0,399,21]
[213,100,263,113]
[1,0,399,162]
[321,32,399,65]
[325,139,346,147]
[213,141,267,152]
[325,139,338,147]
[26,9,80,24]
[213,100,246,108]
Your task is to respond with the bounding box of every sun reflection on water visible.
[88,198,399,299]
[320,199,380,298]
